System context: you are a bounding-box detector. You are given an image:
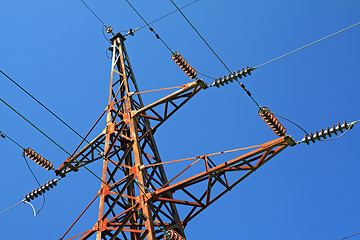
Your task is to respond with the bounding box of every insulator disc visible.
[258,107,286,137]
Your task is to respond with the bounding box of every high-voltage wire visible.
[340,231,360,240]
[0,70,108,181]
[0,130,24,149]
[0,199,37,216]
[0,130,45,215]
[123,0,199,32]
[0,98,71,155]
[0,178,61,216]
[141,0,199,29]
[255,21,360,68]
[80,0,106,27]
[0,70,91,145]
[79,0,115,43]
[0,98,106,185]
[22,155,46,215]
[168,1,263,109]
[124,0,174,53]
[272,112,309,136]
[169,0,231,74]
[0,200,24,216]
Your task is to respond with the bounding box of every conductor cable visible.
[0,98,107,186]
[124,0,174,53]
[169,0,232,74]
[255,21,360,68]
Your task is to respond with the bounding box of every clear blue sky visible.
[0,1,359,239]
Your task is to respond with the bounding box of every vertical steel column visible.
[96,35,119,240]
[119,37,156,240]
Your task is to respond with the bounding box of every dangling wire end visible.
[23,200,37,217]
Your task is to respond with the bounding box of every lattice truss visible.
[56,34,295,240]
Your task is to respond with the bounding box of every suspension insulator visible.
[24,148,53,170]
[258,107,286,137]
[24,178,60,201]
[300,120,351,145]
[163,229,185,240]
[171,52,197,79]
[211,66,255,88]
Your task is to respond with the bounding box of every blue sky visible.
[0,1,359,239]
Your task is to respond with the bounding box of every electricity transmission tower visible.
[56,33,295,240]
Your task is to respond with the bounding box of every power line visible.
[124,0,174,53]
[234,80,261,108]
[168,0,264,110]
[0,70,90,145]
[79,0,114,42]
[22,155,45,216]
[0,130,45,215]
[0,98,71,155]
[272,112,310,136]
[0,70,107,160]
[0,131,45,216]
[137,0,199,31]
[0,200,25,216]
[0,199,37,216]
[0,130,24,149]
[255,21,360,68]
[0,98,106,185]
[169,0,232,74]
[340,231,360,240]
[80,0,106,27]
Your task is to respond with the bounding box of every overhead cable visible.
[0,199,36,217]
[0,200,25,216]
[169,0,231,74]
[0,130,24,149]
[80,0,106,27]
[255,21,360,68]
[0,70,90,145]
[0,98,106,185]
[79,0,114,42]
[272,112,309,136]
[135,0,199,31]
[0,98,71,155]
[168,1,263,109]
[340,231,360,240]
[22,155,46,215]
[124,0,174,53]
[0,130,45,215]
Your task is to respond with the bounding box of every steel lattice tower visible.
[57,33,295,240]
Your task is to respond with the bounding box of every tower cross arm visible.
[145,136,295,226]
[130,79,207,131]
[55,132,106,177]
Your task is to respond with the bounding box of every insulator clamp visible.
[163,228,186,240]
[299,120,352,145]
[171,52,198,79]
[211,66,255,88]
[24,148,54,170]
[258,107,286,137]
[24,178,61,201]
